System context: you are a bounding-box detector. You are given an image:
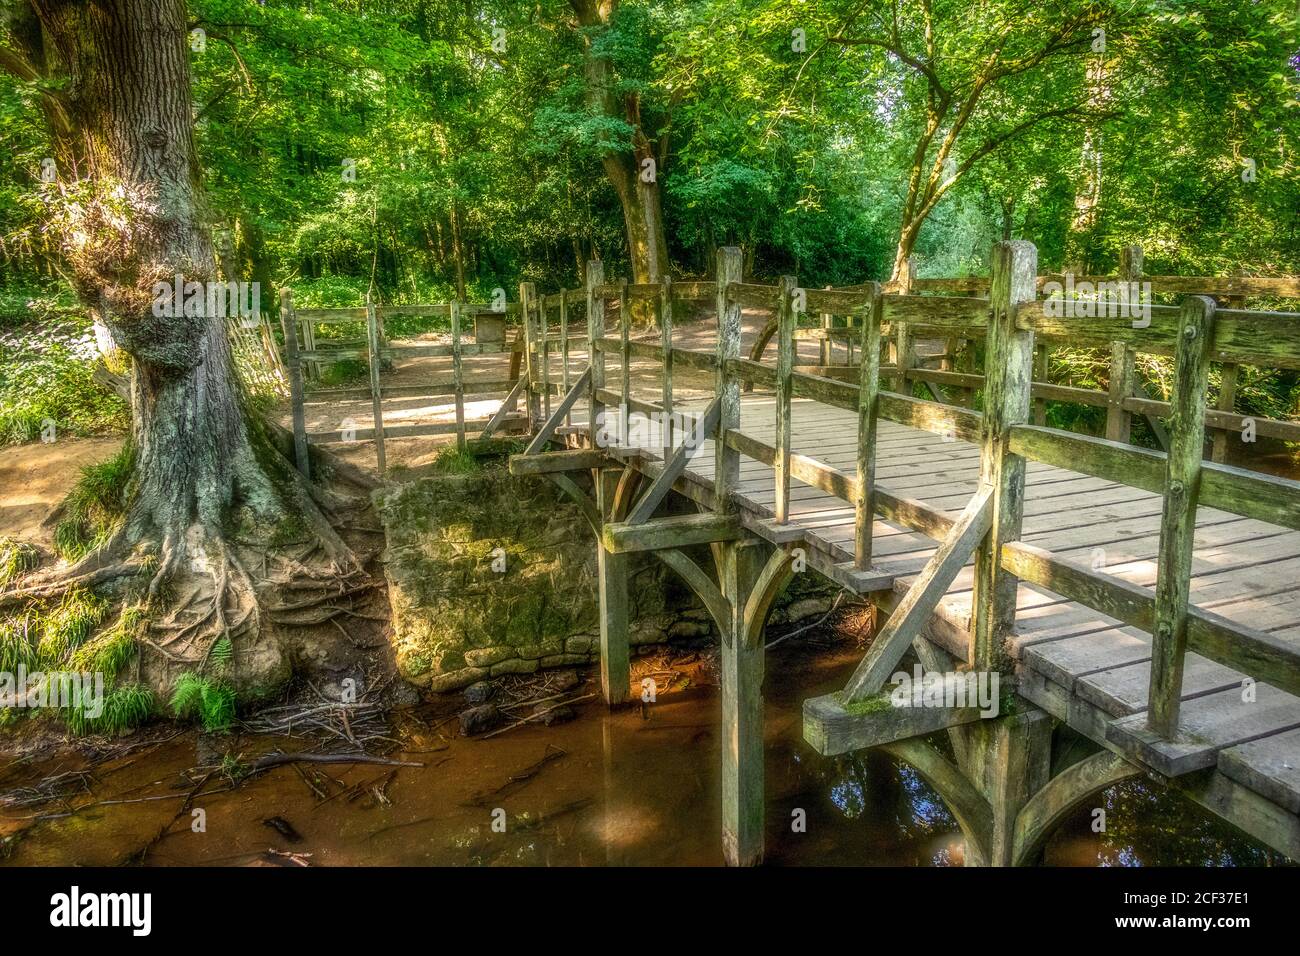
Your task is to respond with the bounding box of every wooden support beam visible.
[519,281,541,429]
[856,285,882,569]
[1147,295,1216,739]
[559,288,570,428]
[586,261,606,448]
[774,275,797,523]
[962,710,1052,866]
[451,300,466,450]
[715,248,744,512]
[654,548,729,637]
[279,289,311,479]
[1211,362,1239,464]
[720,538,766,866]
[1010,750,1141,866]
[879,737,992,864]
[842,485,993,702]
[603,513,741,554]
[661,275,675,460]
[523,368,593,455]
[546,473,600,536]
[803,686,987,756]
[971,240,1037,672]
[509,448,607,476]
[596,468,630,707]
[479,377,526,440]
[626,396,722,524]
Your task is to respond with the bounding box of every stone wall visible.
[375,461,835,693]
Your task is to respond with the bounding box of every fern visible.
[170,672,236,732]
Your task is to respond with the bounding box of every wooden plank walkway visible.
[566,391,1300,845]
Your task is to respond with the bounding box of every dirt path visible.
[0,436,123,547]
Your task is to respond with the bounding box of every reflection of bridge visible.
[500,242,1300,866]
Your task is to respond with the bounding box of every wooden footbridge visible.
[268,242,1300,865]
[492,242,1300,866]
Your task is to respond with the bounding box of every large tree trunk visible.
[32,0,275,556]
[571,0,669,286]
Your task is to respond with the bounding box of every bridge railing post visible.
[1147,295,1216,738]
[971,240,1037,672]
[660,275,674,460]
[714,248,744,512]
[559,289,570,428]
[365,292,387,475]
[619,279,631,445]
[854,283,883,570]
[519,281,540,430]
[1106,244,1143,443]
[774,275,797,524]
[279,288,311,479]
[585,262,605,448]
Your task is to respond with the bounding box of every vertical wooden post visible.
[1032,343,1048,426]
[619,280,631,445]
[299,314,318,381]
[714,248,744,512]
[540,296,552,421]
[855,284,883,569]
[279,289,311,479]
[586,262,606,448]
[1147,295,1216,738]
[559,289,571,428]
[1106,245,1143,443]
[774,276,797,524]
[971,240,1037,672]
[365,293,387,475]
[959,710,1052,866]
[819,289,832,366]
[893,319,914,395]
[451,300,466,451]
[660,275,674,461]
[596,467,630,707]
[519,282,540,430]
[1211,361,1239,464]
[720,537,765,866]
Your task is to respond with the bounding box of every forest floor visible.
[0,436,122,547]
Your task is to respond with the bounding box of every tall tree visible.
[1,0,360,683]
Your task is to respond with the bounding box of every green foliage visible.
[0,611,38,674]
[170,671,237,732]
[65,684,154,737]
[70,603,144,682]
[0,537,40,588]
[36,588,110,663]
[53,443,135,562]
[430,445,479,476]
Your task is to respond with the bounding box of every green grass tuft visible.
[52,443,135,562]
[0,612,38,673]
[0,537,40,587]
[430,445,478,475]
[65,684,154,736]
[36,588,109,665]
[170,671,236,732]
[70,603,143,681]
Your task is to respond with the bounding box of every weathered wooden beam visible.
[596,468,630,707]
[364,294,387,475]
[626,396,722,524]
[774,276,797,523]
[856,285,882,569]
[842,486,994,702]
[279,289,311,479]
[523,368,593,455]
[1010,750,1141,866]
[661,275,675,461]
[972,240,1037,672]
[586,261,606,448]
[509,447,607,476]
[603,513,741,554]
[546,473,600,536]
[720,538,766,866]
[878,737,993,863]
[715,248,744,511]
[478,377,526,440]
[654,548,728,636]
[1147,296,1216,738]
[804,688,987,756]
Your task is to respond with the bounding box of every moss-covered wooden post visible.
[586,261,606,448]
[855,283,882,569]
[559,289,571,428]
[1147,295,1216,738]
[774,275,797,524]
[714,248,744,511]
[971,240,1037,672]
[1106,245,1143,443]
[720,537,766,866]
[596,467,630,706]
[279,288,310,479]
[619,279,631,445]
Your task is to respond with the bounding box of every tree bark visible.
[570,0,669,285]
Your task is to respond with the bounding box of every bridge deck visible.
[565,388,1300,826]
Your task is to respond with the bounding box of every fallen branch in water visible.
[479,693,596,740]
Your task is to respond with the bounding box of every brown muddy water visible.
[0,634,1288,867]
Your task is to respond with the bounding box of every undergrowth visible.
[53,442,135,561]
[170,671,236,732]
